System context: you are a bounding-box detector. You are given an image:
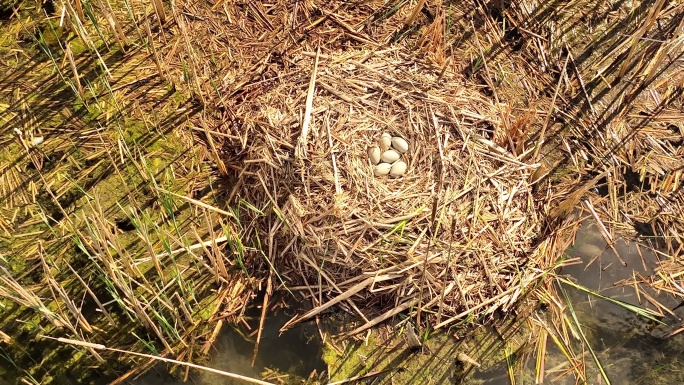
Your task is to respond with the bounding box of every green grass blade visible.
[558,282,610,385]
[557,277,663,323]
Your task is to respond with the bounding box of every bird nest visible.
[158,0,559,332]
[212,49,548,332]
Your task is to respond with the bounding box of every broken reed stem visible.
[549,171,608,220]
[73,0,85,21]
[151,0,166,24]
[42,336,275,385]
[343,297,418,336]
[144,14,165,79]
[169,0,205,104]
[65,42,86,103]
[252,274,272,366]
[99,0,127,52]
[618,0,666,79]
[62,0,113,78]
[38,244,91,333]
[416,196,438,327]
[404,0,427,26]
[65,260,116,326]
[295,47,320,161]
[326,368,399,385]
[535,328,547,383]
[0,266,66,328]
[417,117,445,326]
[533,53,569,162]
[434,284,521,330]
[156,187,236,220]
[437,218,457,324]
[643,14,684,83]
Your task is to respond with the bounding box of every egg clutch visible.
[368,133,409,177]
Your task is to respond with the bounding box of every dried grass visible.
[150,0,565,332]
[151,0,684,336]
[2,0,682,381]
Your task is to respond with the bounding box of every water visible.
[475,220,684,384]
[132,300,325,385]
[133,220,684,384]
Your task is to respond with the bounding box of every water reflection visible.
[476,220,684,384]
[132,300,325,385]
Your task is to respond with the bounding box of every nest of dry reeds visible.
[139,0,684,347]
[218,50,547,331]
[151,1,562,331]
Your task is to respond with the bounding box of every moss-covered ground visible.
[0,2,252,383]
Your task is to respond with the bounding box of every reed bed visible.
[0,0,683,383]
[151,0,684,381]
[0,1,254,383]
[540,1,684,322]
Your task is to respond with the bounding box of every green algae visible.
[322,316,531,385]
[0,9,231,379]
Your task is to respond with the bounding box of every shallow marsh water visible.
[131,220,684,385]
[475,220,684,384]
[132,303,325,385]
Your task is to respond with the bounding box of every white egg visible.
[381,149,401,163]
[391,137,409,153]
[374,163,392,176]
[390,160,407,176]
[368,146,381,165]
[379,133,392,151]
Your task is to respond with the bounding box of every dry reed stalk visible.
[81,212,180,352]
[295,48,320,161]
[618,0,667,79]
[64,42,86,103]
[281,275,392,331]
[189,228,220,281]
[131,211,168,284]
[99,0,127,52]
[549,171,608,220]
[173,292,195,324]
[38,246,94,333]
[643,14,684,84]
[404,0,427,27]
[43,336,276,385]
[533,54,569,162]
[566,45,597,117]
[417,1,446,66]
[326,368,400,385]
[252,274,272,366]
[0,331,10,344]
[170,0,206,105]
[536,328,548,383]
[0,266,67,328]
[144,15,165,79]
[73,0,85,21]
[151,0,166,24]
[343,297,418,336]
[62,0,113,78]
[156,187,236,220]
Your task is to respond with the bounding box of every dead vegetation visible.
[153,0,559,336]
[0,0,682,383]
[153,0,683,331]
